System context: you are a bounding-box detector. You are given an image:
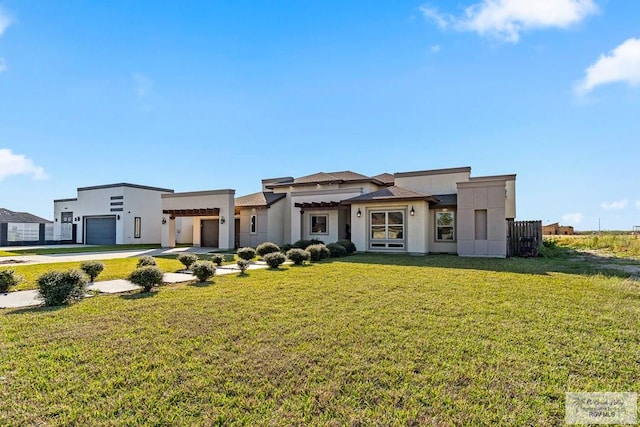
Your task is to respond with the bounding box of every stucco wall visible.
[457,178,509,257]
[395,170,471,195]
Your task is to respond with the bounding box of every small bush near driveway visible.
[0,269,23,292]
[137,256,157,267]
[237,247,256,261]
[256,242,280,257]
[263,252,286,269]
[37,269,88,306]
[191,261,216,282]
[177,253,198,270]
[306,244,330,262]
[286,248,309,265]
[129,266,164,292]
[80,261,105,282]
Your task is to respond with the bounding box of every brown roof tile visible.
[342,186,436,203]
[235,192,286,208]
[0,208,51,223]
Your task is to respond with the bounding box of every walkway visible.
[0,262,272,309]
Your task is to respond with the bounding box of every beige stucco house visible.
[52,166,516,257]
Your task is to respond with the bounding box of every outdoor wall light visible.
[117,215,121,220]
[410,206,415,216]
[162,218,167,225]
[356,208,362,218]
[220,216,226,224]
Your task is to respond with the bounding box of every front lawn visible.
[0,244,165,257]
[1,254,638,425]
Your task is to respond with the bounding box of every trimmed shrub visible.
[37,269,88,306]
[327,242,348,258]
[263,252,286,269]
[80,261,104,282]
[177,253,198,270]
[0,270,23,293]
[280,243,295,253]
[337,239,357,254]
[286,248,309,265]
[306,244,330,262]
[137,256,157,267]
[237,247,256,261]
[237,259,250,274]
[129,265,164,292]
[256,242,280,257]
[293,239,324,250]
[210,254,225,266]
[191,260,216,282]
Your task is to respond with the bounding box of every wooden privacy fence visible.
[507,220,542,257]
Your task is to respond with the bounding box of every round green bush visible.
[80,261,105,282]
[306,244,330,262]
[129,265,164,292]
[191,260,216,282]
[256,242,281,257]
[327,242,348,258]
[177,253,198,270]
[263,252,286,269]
[293,239,325,250]
[0,270,23,293]
[337,239,357,254]
[286,248,309,265]
[280,243,295,254]
[137,256,157,267]
[237,247,256,261]
[210,254,225,266]
[236,259,250,274]
[37,269,88,306]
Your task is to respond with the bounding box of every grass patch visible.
[549,234,640,258]
[0,244,167,257]
[1,254,639,425]
[1,258,183,291]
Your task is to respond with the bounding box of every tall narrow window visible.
[369,210,405,249]
[474,210,487,240]
[134,217,141,238]
[310,215,328,234]
[435,211,455,241]
[250,215,257,234]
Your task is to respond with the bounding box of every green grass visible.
[549,234,640,258]
[1,258,184,291]
[1,254,639,425]
[0,244,165,257]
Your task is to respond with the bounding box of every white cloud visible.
[422,0,598,43]
[0,148,48,180]
[430,44,441,53]
[133,73,153,98]
[575,38,640,94]
[600,199,628,210]
[0,7,12,37]
[562,213,583,224]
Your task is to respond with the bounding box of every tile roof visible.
[342,186,437,203]
[293,171,372,184]
[235,192,286,208]
[372,173,394,185]
[0,208,51,223]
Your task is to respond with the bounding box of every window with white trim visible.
[369,210,405,249]
[310,215,328,234]
[250,215,257,234]
[435,211,455,241]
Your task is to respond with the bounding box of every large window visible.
[435,211,455,241]
[310,215,328,234]
[61,212,73,223]
[369,210,405,249]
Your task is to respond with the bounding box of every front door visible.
[201,220,219,247]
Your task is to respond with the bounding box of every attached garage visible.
[85,216,116,245]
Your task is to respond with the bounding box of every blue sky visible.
[0,0,639,230]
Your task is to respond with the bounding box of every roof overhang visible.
[294,201,349,210]
[163,208,220,219]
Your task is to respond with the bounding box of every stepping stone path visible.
[1,264,276,309]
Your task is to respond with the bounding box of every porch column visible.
[161,217,176,248]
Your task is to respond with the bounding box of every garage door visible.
[85,217,116,245]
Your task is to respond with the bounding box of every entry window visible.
[250,215,257,234]
[134,217,141,239]
[310,215,328,234]
[435,211,455,241]
[61,212,73,223]
[370,210,405,249]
